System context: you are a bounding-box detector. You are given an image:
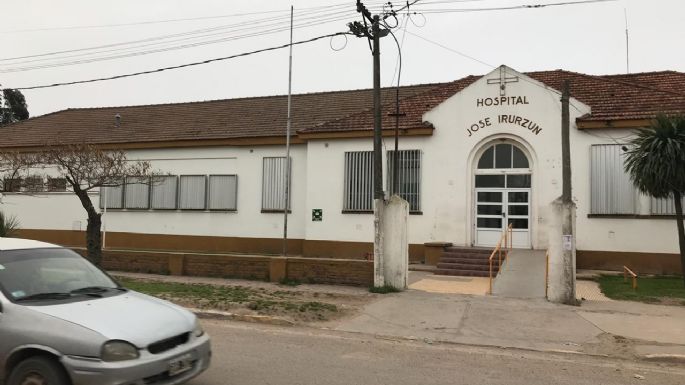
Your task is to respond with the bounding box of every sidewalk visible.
[328,288,685,362]
[114,271,685,363]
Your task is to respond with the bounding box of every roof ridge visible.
[532,69,685,98]
[597,73,685,98]
[32,82,449,115]
[299,79,468,132]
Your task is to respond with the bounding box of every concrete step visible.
[444,247,492,255]
[434,268,493,277]
[440,252,494,261]
[436,263,496,272]
[437,258,493,266]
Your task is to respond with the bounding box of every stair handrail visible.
[489,223,514,295]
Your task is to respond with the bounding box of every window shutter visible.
[590,145,636,214]
[343,151,374,211]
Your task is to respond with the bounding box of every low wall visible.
[577,250,681,275]
[19,229,424,262]
[75,249,374,286]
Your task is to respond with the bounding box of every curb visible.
[641,354,685,364]
[190,308,295,327]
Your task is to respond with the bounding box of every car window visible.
[0,248,118,301]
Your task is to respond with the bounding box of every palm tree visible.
[0,210,20,237]
[624,114,685,285]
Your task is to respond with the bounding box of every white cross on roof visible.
[487,66,519,96]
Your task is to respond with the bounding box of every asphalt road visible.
[188,320,685,385]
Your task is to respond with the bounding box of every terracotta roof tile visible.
[0,83,443,148]
[2,69,683,148]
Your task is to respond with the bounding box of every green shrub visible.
[369,285,401,294]
[0,211,20,238]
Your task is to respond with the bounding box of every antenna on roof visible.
[624,8,630,74]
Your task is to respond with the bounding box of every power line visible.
[11,32,352,90]
[0,1,390,34]
[403,0,616,13]
[0,13,362,73]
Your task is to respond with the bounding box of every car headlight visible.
[194,321,204,338]
[101,340,140,362]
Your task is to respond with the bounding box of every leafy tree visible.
[0,88,30,125]
[624,114,685,285]
[0,144,156,266]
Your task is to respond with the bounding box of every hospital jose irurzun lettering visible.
[466,95,543,137]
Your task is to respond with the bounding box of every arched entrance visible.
[473,141,532,248]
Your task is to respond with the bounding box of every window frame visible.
[261,157,291,213]
[178,175,208,211]
[342,151,374,213]
[207,174,238,212]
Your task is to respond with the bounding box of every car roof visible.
[0,237,61,251]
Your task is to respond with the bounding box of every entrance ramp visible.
[492,249,546,299]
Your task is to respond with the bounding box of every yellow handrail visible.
[545,250,549,299]
[623,266,638,290]
[489,223,514,295]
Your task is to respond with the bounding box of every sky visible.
[1,0,684,117]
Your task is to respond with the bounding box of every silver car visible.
[0,238,211,385]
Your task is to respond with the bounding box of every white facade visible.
[1,66,680,259]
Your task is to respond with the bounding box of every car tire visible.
[7,356,70,385]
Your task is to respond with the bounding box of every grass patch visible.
[369,285,402,294]
[597,275,685,304]
[279,277,302,287]
[115,277,341,320]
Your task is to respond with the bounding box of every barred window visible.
[179,175,207,210]
[343,151,374,212]
[24,177,44,192]
[2,178,22,192]
[151,176,178,210]
[651,195,685,215]
[262,157,291,211]
[99,181,124,209]
[208,175,238,211]
[125,176,150,209]
[47,178,67,192]
[590,145,636,214]
[387,150,422,212]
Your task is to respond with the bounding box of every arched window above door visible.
[477,143,529,169]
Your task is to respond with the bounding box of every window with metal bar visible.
[387,150,422,212]
[262,157,291,211]
[99,180,124,209]
[651,195,685,215]
[2,178,22,192]
[590,145,636,214]
[343,151,374,212]
[124,176,150,209]
[47,178,67,192]
[208,175,238,211]
[151,176,178,210]
[179,175,207,210]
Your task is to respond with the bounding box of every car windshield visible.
[0,247,119,302]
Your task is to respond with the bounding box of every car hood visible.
[27,290,196,348]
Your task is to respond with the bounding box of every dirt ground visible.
[112,272,378,324]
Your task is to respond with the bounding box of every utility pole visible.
[283,6,294,257]
[350,1,389,286]
[560,80,576,304]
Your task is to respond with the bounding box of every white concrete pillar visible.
[380,195,409,289]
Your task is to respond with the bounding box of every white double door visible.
[474,188,531,248]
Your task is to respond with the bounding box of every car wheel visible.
[7,356,70,385]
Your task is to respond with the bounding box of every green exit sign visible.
[312,209,323,221]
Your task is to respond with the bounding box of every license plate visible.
[168,353,194,377]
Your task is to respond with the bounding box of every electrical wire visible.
[0,12,364,73]
[11,32,352,90]
[0,1,391,34]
